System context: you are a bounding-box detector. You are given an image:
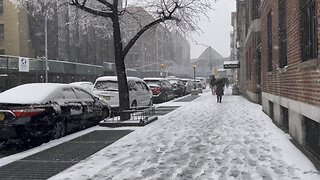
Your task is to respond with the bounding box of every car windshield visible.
[93,81,118,91]
[169,80,178,84]
[144,80,160,87]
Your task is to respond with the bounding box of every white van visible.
[196,77,207,89]
[93,76,153,108]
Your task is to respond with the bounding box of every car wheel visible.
[52,121,66,139]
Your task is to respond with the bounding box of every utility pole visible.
[45,13,48,83]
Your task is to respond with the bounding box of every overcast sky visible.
[189,0,236,59]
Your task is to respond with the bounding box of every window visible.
[267,11,273,71]
[0,0,3,13]
[0,24,4,40]
[61,88,77,99]
[73,88,94,101]
[251,0,260,20]
[279,0,287,68]
[281,106,289,131]
[141,82,150,91]
[305,116,320,156]
[301,0,318,61]
[269,101,274,119]
[0,49,4,55]
[135,81,144,91]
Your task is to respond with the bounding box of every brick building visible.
[236,0,262,103]
[260,0,320,160]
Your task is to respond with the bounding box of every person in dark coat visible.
[213,78,225,103]
[209,75,216,95]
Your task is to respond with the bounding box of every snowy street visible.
[49,88,320,180]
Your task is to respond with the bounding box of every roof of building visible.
[197,47,223,61]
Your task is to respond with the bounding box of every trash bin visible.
[232,84,240,95]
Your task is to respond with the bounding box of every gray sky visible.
[189,0,236,59]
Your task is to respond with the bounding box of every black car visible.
[168,78,186,97]
[0,83,111,144]
[143,78,175,103]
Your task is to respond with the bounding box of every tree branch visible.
[96,0,113,9]
[70,0,113,18]
[123,16,177,58]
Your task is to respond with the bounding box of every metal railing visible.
[0,55,105,76]
[104,106,156,123]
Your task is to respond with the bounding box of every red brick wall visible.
[243,0,261,95]
[261,0,320,106]
[245,33,259,94]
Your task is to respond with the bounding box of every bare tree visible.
[10,0,213,120]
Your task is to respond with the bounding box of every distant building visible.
[123,7,191,77]
[123,7,173,73]
[171,30,191,76]
[191,47,226,78]
[0,0,124,65]
[0,0,34,57]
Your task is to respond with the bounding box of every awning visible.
[223,61,239,69]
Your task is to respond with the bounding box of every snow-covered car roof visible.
[69,82,93,86]
[0,83,75,104]
[143,77,166,81]
[95,76,144,82]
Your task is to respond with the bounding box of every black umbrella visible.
[213,78,225,85]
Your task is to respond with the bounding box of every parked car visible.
[93,76,153,109]
[143,77,175,103]
[167,78,186,97]
[191,80,202,89]
[0,83,111,143]
[181,78,193,95]
[196,77,207,89]
[69,81,94,93]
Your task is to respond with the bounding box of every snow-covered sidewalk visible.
[51,88,320,180]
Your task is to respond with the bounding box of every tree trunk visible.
[112,6,130,121]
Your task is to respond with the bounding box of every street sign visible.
[19,57,30,72]
[223,61,239,69]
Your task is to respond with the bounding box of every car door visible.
[164,80,174,99]
[140,81,152,106]
[73,87,97,120]
[128,80,138,107]
[59,88,83,130]
[134,81,146,106]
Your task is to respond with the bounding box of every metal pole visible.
[193,66,196,89]
[45,13,48,83]
[209,47,212,74]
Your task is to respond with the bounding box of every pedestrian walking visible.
[213,78,225,103]
[209,75,216,95]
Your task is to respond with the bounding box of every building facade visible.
[260,0,320,160]
[230,11,239,84]
[236,0,247,95]
[0,0,34,57]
